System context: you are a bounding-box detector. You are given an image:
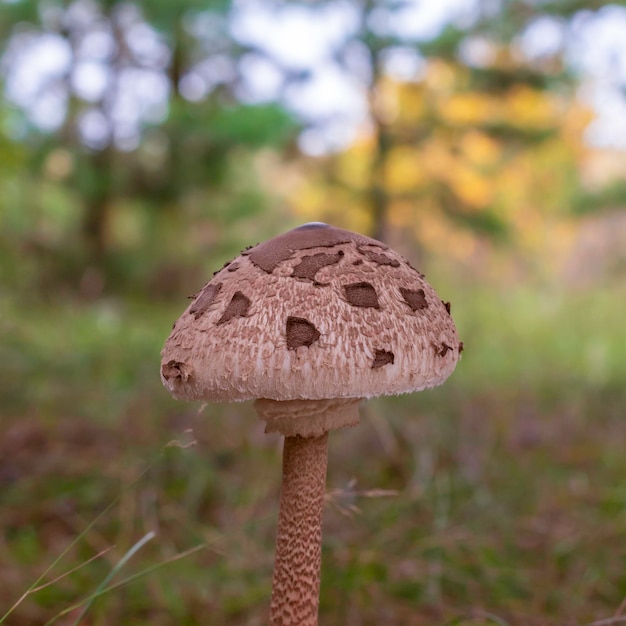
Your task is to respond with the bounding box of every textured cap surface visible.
[161,223,461,402]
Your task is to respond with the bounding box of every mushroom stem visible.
[255,397,361,438]
[270,433,329,626]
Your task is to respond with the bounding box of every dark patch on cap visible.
[189,282,222,319]
[344,282,380,309]
[400,288,428,312]
[286,316,320,349]
[161,360,191,383]
[434,343,453,357]
[353,259,363,266]
[227,262,240,272]
[372,349,394,369]
[217,291,251,324]
[292,251,344,282]
[247,224,386,274]
[442,300,451,314]
[357,246,400,267]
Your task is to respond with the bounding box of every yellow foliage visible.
[460,131,501,167]
[561,105,595,153]
[394,84,426,122]
[441,92,498,126]
[385,146,425,192]
[505,86,556,128]
[371,77,401,124]
[388,200,417,229]
[296,184,327,222]
[413,203,448,246]
[335,149,371,189]
[295,174,371,234]
[289,55,594,271]
[450,165,494,209]
[412,204,479,261]
[420,139,455,179]
[424,59,457,94]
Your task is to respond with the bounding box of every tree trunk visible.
[82,148,112,269]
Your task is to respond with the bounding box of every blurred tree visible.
[0,0,296,296]
[293,61,592,270]
[2,0,625,296]
[252,0,621,244]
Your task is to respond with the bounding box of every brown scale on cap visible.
[434,342,453,357]
[357,246,400,267]
[189,283,222,319]
[400,287,428,312]
[246,222,383,274]
[218,291,251,324]
[291,251,344,282]
[344,282,380,309]
[286,316,321,349]
[161,360,191,383]
[372,349,394,369]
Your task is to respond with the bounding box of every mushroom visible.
[161,222,461,626]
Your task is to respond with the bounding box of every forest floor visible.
[1,281,625,625]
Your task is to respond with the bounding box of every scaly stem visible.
[270,433,329,626]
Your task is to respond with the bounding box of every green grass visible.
[1,281,625,625]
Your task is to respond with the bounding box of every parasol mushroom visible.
[160,222,461,626]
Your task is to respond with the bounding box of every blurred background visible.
[1,0,626,624]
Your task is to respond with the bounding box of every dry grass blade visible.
[615,596,626,618]
[585,618,626,626]
[444,610,512,625]
[69,531,156,626]
[0,467,150,624]
[41,542,210,626]
[0,547,114,622]
[325,478,399,517]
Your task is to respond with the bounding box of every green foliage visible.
[140,0,231,32]
[467,67,571,95]
[210,104,296,148]
[420,25,468,59]
[0,0,299,296]
[574,179,626,214]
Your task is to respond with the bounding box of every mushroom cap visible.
[161,223,461,402]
